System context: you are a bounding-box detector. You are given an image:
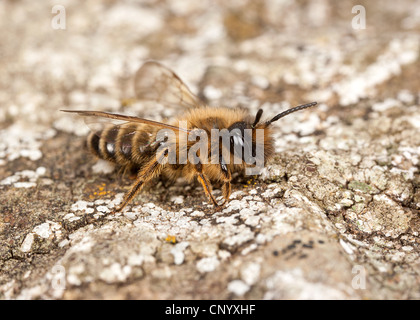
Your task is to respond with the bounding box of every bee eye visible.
[228,121,246,135]
[232,134,244,146]
[227,121,248,158]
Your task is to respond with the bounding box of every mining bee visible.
[62,61,317,212]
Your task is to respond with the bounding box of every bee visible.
[62,61,317,212]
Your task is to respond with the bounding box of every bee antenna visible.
[252,109,264,128]
[266,102,317,125]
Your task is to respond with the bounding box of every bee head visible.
[226,102,318,162]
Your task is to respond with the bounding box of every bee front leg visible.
[219,156,231,206]
[194,162,220,208]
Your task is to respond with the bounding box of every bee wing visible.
[83,115,131,142]
[61,110,190,134]
[82,116,155,153]
[134,61,202,109]
[61,110,184,151]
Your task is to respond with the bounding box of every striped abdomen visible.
[86,123,159,169]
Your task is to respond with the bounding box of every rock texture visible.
[0,0,419,299]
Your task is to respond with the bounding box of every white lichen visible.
[227,280,250,296]
[1,167,47,188]
[196,256,220,273]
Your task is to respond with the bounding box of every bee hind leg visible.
[114,153,166,213]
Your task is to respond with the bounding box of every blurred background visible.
[0,0,419,129]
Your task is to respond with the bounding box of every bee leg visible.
[194,162,220,207]
[122,165,139,180]
[117,166,131,183]
[114,152,166,213]
[114,166,135,189]
[219,156,231,206]
[221,181,231,205]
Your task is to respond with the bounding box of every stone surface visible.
[0,0,419,300]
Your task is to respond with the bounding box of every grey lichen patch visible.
[345,194,412,237]
[384,173,415,205]
[60,223,158,287]
[348,180,378,194]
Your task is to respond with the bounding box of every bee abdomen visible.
[87,132,102,159]
[86,124,159,168]
[116,124,142,164]
[87,127,119,163]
